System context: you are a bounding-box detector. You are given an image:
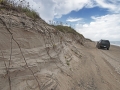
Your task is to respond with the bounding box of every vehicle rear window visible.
[102,40,109,44]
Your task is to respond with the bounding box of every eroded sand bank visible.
[0,41,120,90]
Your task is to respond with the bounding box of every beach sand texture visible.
[0,11,120,90]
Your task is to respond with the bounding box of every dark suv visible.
[96,40,110,50]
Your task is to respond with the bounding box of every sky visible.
[15,0,120,41]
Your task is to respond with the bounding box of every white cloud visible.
[14,0,120,21]
[66,17,83,22]
[75,14,120,41]
[95,0,116,11]
[53,0,90,18]
[95,0,120,13]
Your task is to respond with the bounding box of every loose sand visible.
[0,40,120,90]
[0,11,120,89]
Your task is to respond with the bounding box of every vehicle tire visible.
[107,48,109,50]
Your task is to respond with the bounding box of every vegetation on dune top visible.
[53,25,84,37]
[0,0,40,19]
[53,25,76,33]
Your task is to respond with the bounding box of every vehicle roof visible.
[100,39,109,41]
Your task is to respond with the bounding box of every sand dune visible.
[0,10,120,90]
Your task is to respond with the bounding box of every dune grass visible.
[53,25,76,33]
[0,0,40,19]
[53,25,84,37]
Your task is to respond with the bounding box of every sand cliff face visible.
[0,10,85,90]
[0,10,120,90]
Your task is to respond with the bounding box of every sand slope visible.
[0,10,120,90]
